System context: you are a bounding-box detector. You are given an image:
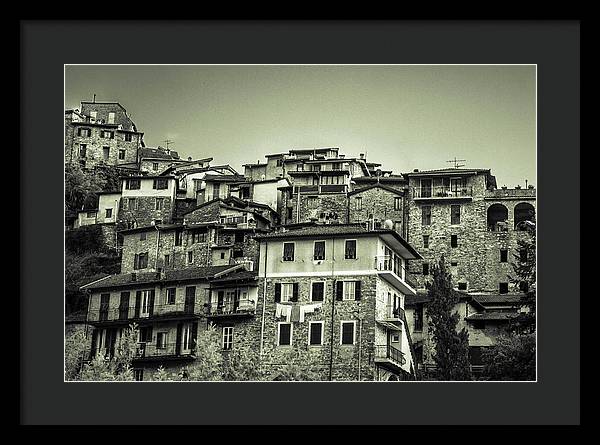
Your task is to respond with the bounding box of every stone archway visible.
[514,202,535,230]
[487,203,509,232]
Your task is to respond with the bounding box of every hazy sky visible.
[65,65,536,187]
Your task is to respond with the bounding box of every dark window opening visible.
[283,243,295,261]
[422,263,430,276]
[451,205,461,225]
[499,282,509,294]
[422,206,432,226]
[451,235,458,248]
[345,240,357,259]
[458,282,468,291]
[500,249,508,263]
[311,282,324,302]
[309,323,323,345]
[314,241,325,260]
[487,204,509,232]
[423,235,429,248]
[278,323,292,346]
[341,322,355,345]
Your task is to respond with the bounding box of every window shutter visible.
[292,283,299,302]
[336,281,344,301]
[175,323,183,355]
[355,281,361,300]
[133,254,138,270]
[149,290,155,316]
[134,291,141,318]
[147,326,153,343]
[274,283,281,302]
[191,322,198,350]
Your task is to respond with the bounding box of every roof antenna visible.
[447,157,466,169]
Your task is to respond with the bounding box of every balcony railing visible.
[375,344,406,366]
[205,299,256,317]
[89,303,198,323]
[374,255,418,291]
[413,186,473,199]
[135,342,196,360]
[384,305,405,320]
[294,184,347,194]
[488,221,509,232]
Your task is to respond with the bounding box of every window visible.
[212,183,221,200]
[191,230,206,244]
[472,320,486,330]
[296,163,304,171]
[451,235,458,248]
[423,235,429,249]
[128,198,137,210]
[134,369,144,381]
[103,146,110,161]
[118,149,126,160]
[422,206,432,226]
[286,207,293,221]
[520,281,530,293]
[312,164,321,172]
[153,162,159,171]
[499,282,509,294]
[394,197,402,211]
[344,240,357,259]
[107,112,115,124]
[311,282,325,302]
[139,326,153,343]
[422,263,430,276]
[134,252,148,270]
[355,197,362,210]
[86,211,96,218]
[450,261,458,267]
[126,179,141,190]
[391,332,400,343]
[124,133,133,142]
[79,144,87,158]
[343,281,356,301]
[187,251,194,264]
[220,252,225,260]
[222,327,234,350]
[309,322,324,345]
[164,254,170,267]
[414,304,424,331]
[340,321,356,345]
[153,178,168,190]
[77,127,91,137]
[451,205,461,225]
[139,232,146,241]
[276,159,284,167]
[101,130,114,139]
[155,197,164,211]
[278,323,292,346]
[175,229,183,246]
[500,249,508,263]
[283,242,295,261]
[166,288,176,305]
[458,282,468,291]
[156,332,168,349]
[105,208,112,218]
[280,283,295,303]
[313,241,325,260]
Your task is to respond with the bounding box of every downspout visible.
[259,241,268,356]
[329,237,336,381]
[358,315,363,381]
[155,225,161,270]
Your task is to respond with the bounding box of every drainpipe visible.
[329,237,336,381]
[259,242,268,356]
[358,315,363,381]
[154,225,161,270]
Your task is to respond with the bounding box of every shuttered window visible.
[311,282,324,302]
[344,240,357,259]
[283,242,295,261]
[313,241,325,260]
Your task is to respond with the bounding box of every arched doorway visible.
[487,204,509,232]
[514,202,535,230]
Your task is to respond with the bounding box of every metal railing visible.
[384,305,405,320]
[89,303,198,323]
[413,186,473,199]
[205,299,256,317]
[375,344,406,366]
[135,342,196,359]
[488,221,509,232]
[294,184,347,194]
[374,255,418,290]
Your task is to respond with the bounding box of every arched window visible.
[387,374,399,381]
[487,204,509,232]
[514,202,536,230]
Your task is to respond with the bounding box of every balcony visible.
[133,342,196,362]
[88,303,199,325]
[413,186,473,200]
[205,299,256,318]
[374,344,406,372]
[293,184,347,194]
[374,255,417,295]
[382,305,405,322]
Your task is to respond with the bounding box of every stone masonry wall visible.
[348,187,406,237]
[69,125,141,169]
[119,196,175,228]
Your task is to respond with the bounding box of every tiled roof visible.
[210,270,259,284]
[255,223,372,239]
[465,312,519,321]
[347,183,404,196]
[471,294,524,305]
[204,174,245,182]
[139,147,180,160]
[404,292,432,306]
[405,168,490,176]
[80,265,241,290]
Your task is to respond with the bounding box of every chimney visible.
[413,169,419,173]
[359,153,365,160]
[188,156,192,161]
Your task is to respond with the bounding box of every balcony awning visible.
[376,320,402,331]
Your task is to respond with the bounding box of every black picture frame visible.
[20,20,580,425]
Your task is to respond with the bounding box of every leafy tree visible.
[186,323,223,381]
[65,164,106,212]
[65,325,89,380]
[77,324,140,381]
[509,221,536,333]
[426,256,472,381]
[481,333,536,381]
[223,340,265,381]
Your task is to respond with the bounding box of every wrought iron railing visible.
[205,299,256,317]
[375,344,406,366]
[413,186,473,199]
[374,255,418,290]
[135,342,196,359]
[88,303,198,322]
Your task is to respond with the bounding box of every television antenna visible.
[447,157,466,169]
[163,139,174,149]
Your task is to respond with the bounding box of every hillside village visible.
[65,100,536,381]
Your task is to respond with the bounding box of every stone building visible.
[404,291,527,377]
[403,168,536,294]
[253,223,422,381]
[80,264,254,380]
[65,101,145,170]
[118,175,178,228]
